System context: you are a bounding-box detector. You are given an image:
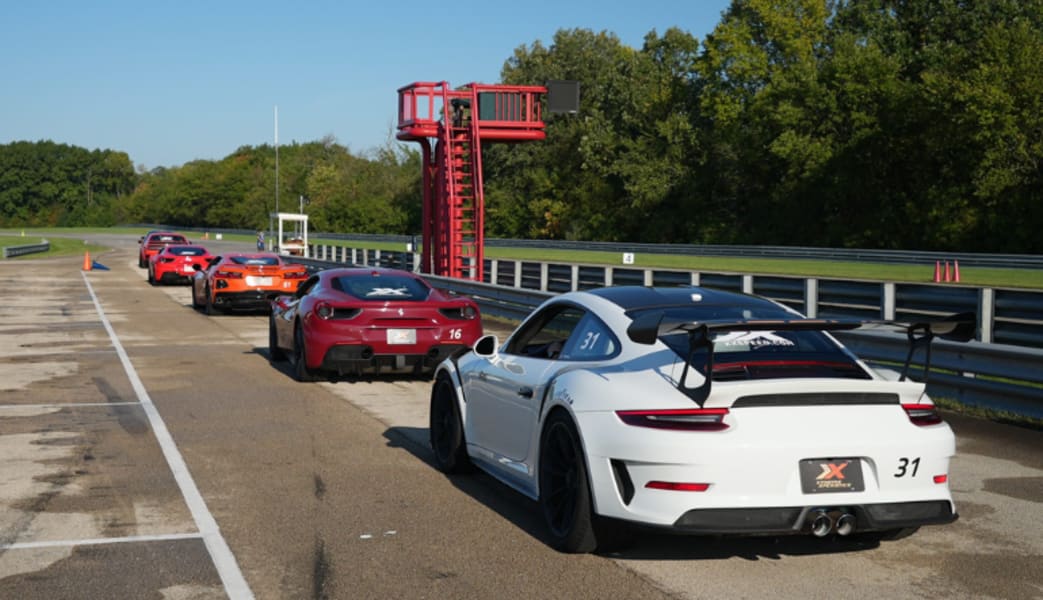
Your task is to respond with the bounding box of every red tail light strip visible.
[902,403,943,426]
[616,408,729,431]
[645,481,711,492]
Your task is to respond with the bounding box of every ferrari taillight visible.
[439,305,478,320]
[214,270,243,279]
[315,301,333,319]
[902,403,943,426]
[616,408,730,431]
[160,257,175,263]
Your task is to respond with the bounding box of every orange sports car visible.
[191,252,308,314]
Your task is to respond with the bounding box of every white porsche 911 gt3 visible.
[428,286,974,553]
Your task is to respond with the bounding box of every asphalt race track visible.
[1,236,1041,599]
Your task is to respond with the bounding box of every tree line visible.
[2,0,1040,253]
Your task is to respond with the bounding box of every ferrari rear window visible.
[231,256,280,266]
[168,246,207,256]
[332,275,431,301]
[151,235,186,244]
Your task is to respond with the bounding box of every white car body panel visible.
[435,287,962,537]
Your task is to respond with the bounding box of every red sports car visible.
[268,267,483,381]
[148,244,214,285]
[139,231,188,268]
[191,252,309,314]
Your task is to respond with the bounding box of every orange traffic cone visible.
[953,260,961,283]
[82,251,92,272]
[933,261,941,282]
[944,261,951,282]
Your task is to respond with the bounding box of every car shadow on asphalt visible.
[382,425,883,561]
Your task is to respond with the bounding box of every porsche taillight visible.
[616,408,730,431]
[645,481,711,492]
[902,403,943,426]
[214,270,243,279]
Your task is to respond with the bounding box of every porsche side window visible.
[505,305,585,360]
[560,314,618,361]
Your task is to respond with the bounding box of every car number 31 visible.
[894,457,921,478]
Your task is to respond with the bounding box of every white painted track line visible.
[1,533,203,551]
[81,272,253,599]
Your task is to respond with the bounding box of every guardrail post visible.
[742,274,753,294]
[644,270,653,286]
[604,267,612,286]
[490,260,498,284]
[691,272,700,286]
[805,278,818,318]
[540,263,549,292]
[979,288,994,343]
[883,282,896,320]
[571,265,579,291]
[514,261,522,289]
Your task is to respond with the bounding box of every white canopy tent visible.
[269,212,309,257]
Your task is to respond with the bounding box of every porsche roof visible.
[587,286,780,312]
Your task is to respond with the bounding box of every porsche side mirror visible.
[474,335,498,357]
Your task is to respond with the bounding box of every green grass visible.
[0,235,107,260]
[305,237,1043,290]
[5,227,1042,289]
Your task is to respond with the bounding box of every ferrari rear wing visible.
[625,312,976,404]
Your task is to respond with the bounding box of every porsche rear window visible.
[168,246,207,256]
[634,305,854,360]
[230,256,280,266]
[332,275,431,301]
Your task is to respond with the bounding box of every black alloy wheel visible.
[148,267,156,285]
[429,373,473,473]
[539,412,597,553]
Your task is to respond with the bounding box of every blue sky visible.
[1,1,730,169]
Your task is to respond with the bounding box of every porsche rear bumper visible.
[669,500,957,534]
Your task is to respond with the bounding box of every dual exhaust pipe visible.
[809,509,857,537]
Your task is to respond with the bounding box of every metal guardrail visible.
[2,240,50,258]
[301,244,1043,349]
[132,225,1043,270]
[292,250,1043,419]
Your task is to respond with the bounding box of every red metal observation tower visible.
[397,82,547,280]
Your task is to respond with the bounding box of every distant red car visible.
[191,253,309,314]
[139,231,188,268]
[268,267,483,381]
[148,245,214,285]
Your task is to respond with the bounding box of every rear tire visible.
[538,411,631,553]
[204,285,220,315]
[191,283,202,309]
[429,373,473,473]
[292,325,318,382]
[148,268,156,285]
[268,315,286,361]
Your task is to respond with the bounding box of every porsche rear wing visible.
[625,312,976,405]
